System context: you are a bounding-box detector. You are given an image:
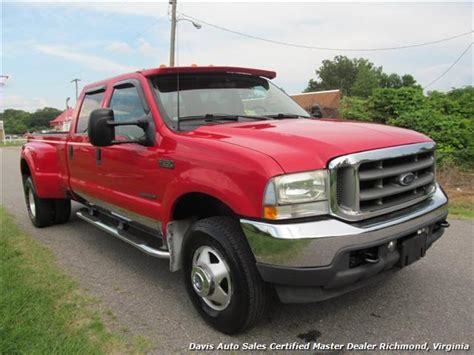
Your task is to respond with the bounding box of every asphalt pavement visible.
[1,147,472,354]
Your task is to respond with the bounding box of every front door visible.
[97,80,163,230]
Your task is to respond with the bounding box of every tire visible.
[23,176,71,227]
[23,176,55,228]
[183,216,269,334]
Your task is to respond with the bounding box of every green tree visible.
[352,64,381,98]
[28,107,62,131]
[391,110,473,167]
[0,107,62,134]
[340,86,474,168]
[304,56,420,97]
[304,55,359,95]
[368,87,425,124]
[401,74,418,88]
[446,86,474,119]
[340,96,371,121]
[380,73,402,88]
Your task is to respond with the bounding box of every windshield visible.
[151,73,310,130]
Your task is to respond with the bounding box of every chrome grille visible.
[329,142,436,221]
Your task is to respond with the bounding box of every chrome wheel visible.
[191,245,233,311]
[28,188,36,218]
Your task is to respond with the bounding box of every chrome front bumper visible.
[240,187,448,268]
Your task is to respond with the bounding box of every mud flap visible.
[166,219,192,272]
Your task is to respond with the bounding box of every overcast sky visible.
[1,0,472,112]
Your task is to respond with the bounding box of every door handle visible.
[96,148,102,166]
[68,146,74,160]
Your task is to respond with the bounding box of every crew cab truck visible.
[21,66,449,334]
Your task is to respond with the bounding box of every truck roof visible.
[83,66,277,92]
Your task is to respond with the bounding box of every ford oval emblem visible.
[397,172,416,186]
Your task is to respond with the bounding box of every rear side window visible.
[76,91,105,133]
[109,85,146,140]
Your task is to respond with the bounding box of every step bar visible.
[76,209,170,259]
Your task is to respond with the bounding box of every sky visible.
[1,0,473,112]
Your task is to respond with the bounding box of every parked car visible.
[21,66,449,334]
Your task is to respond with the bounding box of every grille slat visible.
[359,157,434,181]
[360,173,434,201]
[329,143,437,221]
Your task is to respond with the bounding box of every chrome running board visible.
[76,209,170,259]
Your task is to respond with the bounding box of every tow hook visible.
[363,252,380,264]
[438,220,450,228]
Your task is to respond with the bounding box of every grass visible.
[0,140,26,147]
[0,206,151,354]
[438,165,474,220]
[447,192,474,220]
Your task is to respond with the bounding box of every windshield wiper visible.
[264,113,305,119]
[179,113,271,123]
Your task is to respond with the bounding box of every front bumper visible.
[240,187,449,303]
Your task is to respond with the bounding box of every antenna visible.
[176,70,181,131]
[175,1,181,131]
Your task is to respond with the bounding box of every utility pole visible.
[169,0,177,67]
[71,78,81,100]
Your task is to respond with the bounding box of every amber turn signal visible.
[263,206,277,220]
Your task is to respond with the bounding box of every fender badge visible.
[139,192,158,200]
[158,159,175,169]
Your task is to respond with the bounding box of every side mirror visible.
[310,104,323,119]
[88,108,115,147]
[88,108,155,147]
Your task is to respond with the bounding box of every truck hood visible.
[192,119,432,173]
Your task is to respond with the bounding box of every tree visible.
[340,86,474,167]
[368,87,425,124]
[304,55,359,95]
[401,74,418,88]
[304,56,420,97]
[28,107,62,131]
[352,64,380,98]
[0,107,61,134]
[380,73,402,88]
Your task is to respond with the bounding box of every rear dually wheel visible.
[23,176,71,228]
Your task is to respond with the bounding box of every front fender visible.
[21,142,68,198]
[162,167,263,224]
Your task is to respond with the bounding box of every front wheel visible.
[183,217,269,334]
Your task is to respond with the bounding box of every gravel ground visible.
[1,147,472,354]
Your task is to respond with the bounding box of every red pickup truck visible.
[21,66,449,334]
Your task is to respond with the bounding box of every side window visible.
[76,91,105,133]
[109,85,146,140]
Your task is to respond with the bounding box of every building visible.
[291,89,341,118]
[50,108,74,131]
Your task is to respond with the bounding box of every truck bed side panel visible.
[21,134,70,199]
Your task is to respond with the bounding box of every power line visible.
[424,42,473,89]
[181,13,472,52]
[128,17,163,44]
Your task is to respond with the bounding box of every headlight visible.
[263,170,329,220]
